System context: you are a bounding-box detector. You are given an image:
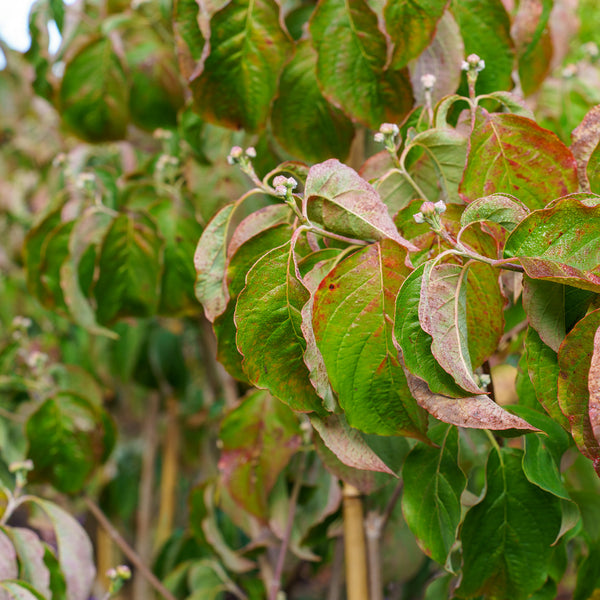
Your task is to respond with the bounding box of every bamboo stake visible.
[343,483,370,600]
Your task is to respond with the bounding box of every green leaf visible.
[235,241,322,412]
[313,240,428,438]
[404,371,536,431]
[173,0,206,79]
[574,542,600,600]
[271,41,354,162]
[38,220,73,313]
[26,498,95,600]
[26,392,112,494]
[215,221,292,382]
[23,208,62,302]
[460,112,579,210]
[404,128,468,204]
[219,390,301,521]
[59,37,129,142]
[118,14,184,130]
[525,328,570,431]
[460,193,529,231]
[304,159,418,250]
[450,0,514,94]
[310,0,413,128]
[590,326,600,449]
[522,277,595,352]
[504,195,600,292]
[558,309,600,471]
[94,211,164,324]
[148,200,203,317]
[419,262,484,394]
[394,264,469,397]
[384,0,447,70]
[189,0,292,132]
[59,207,118,339]
[402,424,466,566]
[456,448,562,600]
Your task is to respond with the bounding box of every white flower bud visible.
[275,185,287,197]
[227,146,244,164]
[379,123,399,136]
[286,177,297,190]
[374,132,385,143]
[413,212,425,224]
[421,73,436,90]
[273,175,288,187]
[434,200,447,214]
[562,64,577,78]
[583,42,599,58]
[245,146,257,158]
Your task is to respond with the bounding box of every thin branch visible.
[380,480,403,534]
[268,453,308,600]
[84,496,177,600]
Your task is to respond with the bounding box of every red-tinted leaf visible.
[558,309,600,470]
[310,414,396,476]
[0,529,17,579]
[405,372,536,431]
[589,140,600,194]
[504,195,600,292]
[304,159,418,250]
[384,0,447,70]
[313,240,428,438]
[218,390,302,521]
[588,327,600,447]
[571,104,600,192]
[460,112,578,209]
[419,262,486,394]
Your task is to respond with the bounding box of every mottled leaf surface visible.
[313,240,428,437]
[571,104,600,191]
[219,390,301,521]
[394,264,469,397]
[189,0,292,132]
[457,448,562,600]
[460,112,578,209]
[504,196,600,292]
[305,159,417,249]
[405,372,536,431]
[419,262,485,394]
[589,327,600,446]
[402,424,466,565]
[0,528,17,578]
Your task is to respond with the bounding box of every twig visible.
[327,536,344,600]
[84,496,177,600]
[268,453,308,600]
[134,392,160,600]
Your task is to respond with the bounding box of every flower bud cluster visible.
[461,53,485,73]
[374,122,400,144]
[227,146,256,165]
[11,316,32,341]
[106,565,132,595]
[413,200,446,230]
[272,175,298,197]
[421,73,436,91]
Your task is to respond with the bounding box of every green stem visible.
[397,143,432,202]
